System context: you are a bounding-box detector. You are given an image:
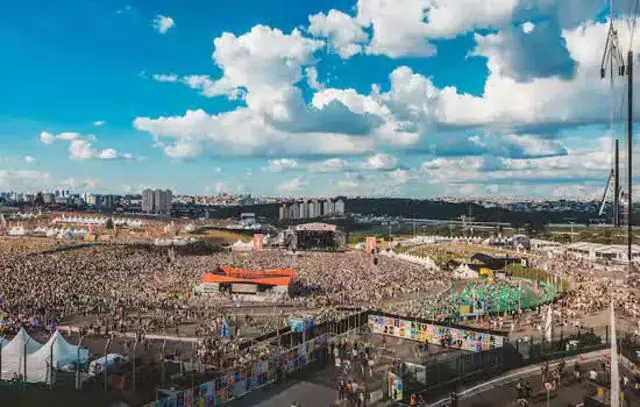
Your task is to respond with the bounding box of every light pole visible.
[23,336,31,383]
[569,222,574,243]
[49,334,58,390]
[76,336,84,390]
[104,337,112,392]
[0,335,4,381]
[161,338,167,389]
[132,336,138,394]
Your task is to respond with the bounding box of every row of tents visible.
[52,215,144,228]
[0,328,89,383]
[383,251,439,270]
[7,226,89,239]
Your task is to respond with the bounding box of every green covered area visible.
[442,279,556,315]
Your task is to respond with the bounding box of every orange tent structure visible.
[201,265,296,287]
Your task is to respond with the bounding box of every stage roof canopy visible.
[295,222,337,232]
[201,265,295,287]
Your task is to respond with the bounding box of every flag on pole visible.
[610,295,620,407]
[221,316,231,338]
[544,305,553,343]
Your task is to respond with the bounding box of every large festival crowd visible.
[0,237,446,369]
[2,233,640,396]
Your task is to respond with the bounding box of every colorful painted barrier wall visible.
[368,314,504,352]
[146,335,328,407]
[147,380,215,407]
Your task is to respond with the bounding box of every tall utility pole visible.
[600,10,625,227]
[615,140,620,226]
[628,50,633,262]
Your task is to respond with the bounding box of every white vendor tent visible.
[231,239,253,252]
[0,329,88,383]
[26,330,89,383]
[0,328,43,379]
[453,264,479,280]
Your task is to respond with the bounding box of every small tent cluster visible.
[453,263,479,280]
[385,251,438,270]
[0,328,89,383]
[231,239,254,252]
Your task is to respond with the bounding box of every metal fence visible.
[145,309,368,406]
[397,329,610,404]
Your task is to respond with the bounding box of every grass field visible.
[188,228,253,243]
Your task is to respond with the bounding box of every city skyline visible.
[4,1,640,199]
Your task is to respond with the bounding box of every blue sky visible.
[1,0,639,199]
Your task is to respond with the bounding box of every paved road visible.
[226,363,338,407]
[457,362,640,407]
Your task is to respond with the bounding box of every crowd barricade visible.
[145,334,329,407]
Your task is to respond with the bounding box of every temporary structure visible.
[0,329,88,383]
[231,239,253,252]
[26,330,89,383]
[0,328,43,380]
[453,264,479,280]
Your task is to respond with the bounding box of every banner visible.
[388,372,403,401]
[365,236,377,253]
[221,316,231,338]
[368,314,504,352]
[253,234,264,252]
[160,335,327,407]
[194,381,215,407]
[290,316,314,333]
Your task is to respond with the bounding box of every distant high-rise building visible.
[142,189,154,213]
[239,194,255,206]
[101,195,115,210]
[143,189,173,215]
[308,200,322,218]
[307,201,316,219]
[291,201,300,219]
[86,194,101,207]
[323,200,334,217]
[279,204,288,221]
[42,193,55,204]
[334,199,346,216]
[280,198,342,220]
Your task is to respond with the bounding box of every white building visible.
[142,189,172,215]
[85,194,101,207]
[323,200,334,217]
[42,193,55,204]
[565,242,640,263]
[334,199,345,215]
[530,239,562,251]
[279,204,288,221]
[291,201,300,219]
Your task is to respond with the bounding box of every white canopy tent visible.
[0,329,88,383]
[0,328,43,380]
[453,264,479,280]
[26,330,89,383]
[231,239,253,252]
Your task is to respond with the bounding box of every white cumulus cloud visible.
[153,15,175,34]
[41,130,135,161]
[276,177,308,193]
[362,153,398,170]
[308,9,368,58]
[263,159,299,173]
[153,73,178,83]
